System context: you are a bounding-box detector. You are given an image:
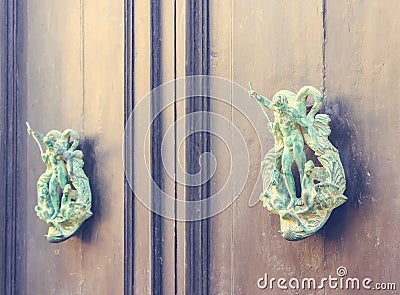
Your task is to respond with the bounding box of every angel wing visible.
[303,114,346,192]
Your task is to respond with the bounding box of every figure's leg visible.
[57,163,69,219]
[282,150,296,209]
[57,163,68,190]
[300,174,308,206]
[291,140,307,206]
[49,173,60,219]
[274,150,282,172]
[293,143,306,190]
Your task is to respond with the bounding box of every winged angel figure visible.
[249,84,347,240]
[27,123,93,242]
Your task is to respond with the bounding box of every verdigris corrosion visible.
[249,83,347,241]
[27,123,93,242]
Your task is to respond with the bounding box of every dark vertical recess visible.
[185,0,210,294]
[0,0,26,294]
[124,0,134,294]
[321,0,328,277]
[322,0,327,98]
[150,0,163,294]
[173,0,178,294]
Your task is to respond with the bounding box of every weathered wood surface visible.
[207,1,399,294]
[24,0,124,294]
[210,1,325,294]
[1,0,399,294]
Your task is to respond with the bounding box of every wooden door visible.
[1,0,400,294]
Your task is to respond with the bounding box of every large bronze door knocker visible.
[249,84,347,240]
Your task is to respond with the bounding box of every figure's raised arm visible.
[290,109,310,128]
[248,82,275,110]
[26,122,45,141]
[62,129,80,152]
[26,122,46,155]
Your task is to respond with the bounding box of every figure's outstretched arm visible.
[26,122,45,154]
[26,122,45,141]
[32,131,45,141]
[248,81,276,111]
[255,93,275,110]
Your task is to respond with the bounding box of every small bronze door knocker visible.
[27,122,93,242]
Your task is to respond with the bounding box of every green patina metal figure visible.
[249,84,347,241]
[27,123,93,242]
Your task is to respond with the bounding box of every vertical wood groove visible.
[150,0,163,294]
[80,0,85,134]
[124,0,134,294]
[185,0,210,294]
[322,0,327,99]
[321,0,328,283]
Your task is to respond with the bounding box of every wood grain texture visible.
[132,0,152,293]
[230,1,325,294]
[208,0,234,294]
[159,1,177,294]
[323,1,400,294]
[24,0,124,294]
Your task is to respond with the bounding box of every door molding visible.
[123,0,211,293]
[0,0,27,294]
